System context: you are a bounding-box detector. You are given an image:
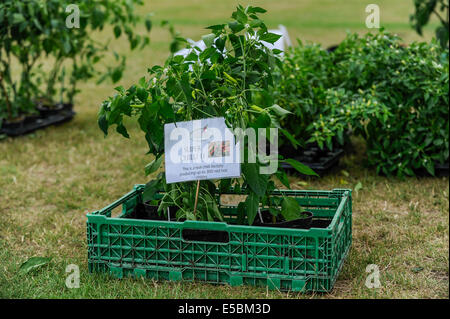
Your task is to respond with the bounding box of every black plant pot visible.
[253,210,313,229]
[24,113,41,124]
[130,202,179,221]
[1,116,26,130]
[62,103,74,112]
[36,103,64,117]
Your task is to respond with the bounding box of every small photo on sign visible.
[208,141,230,158]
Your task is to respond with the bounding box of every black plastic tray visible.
[0,105,75,137]
[280,146,344,176]
[414,161,450,177]
[435,162,449,177]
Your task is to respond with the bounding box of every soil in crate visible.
[129,201,324,231]
[252,209,313,229]
[128,202,179,221]
[128,202,230,242]
[0,103,75,137]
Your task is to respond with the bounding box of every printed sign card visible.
[164,117,241,183]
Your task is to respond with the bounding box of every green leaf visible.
[269,104,291,117]
[275,170,290,189]
[160,100,175,120]
[248,6,267,14]
[113,26,121,38]
[206,24,226,31]
[234,8,248,24]
[111,68,123,83]
[137,87,148,102]
[98,114,108,135]
[145,19,152,32]
[280,129,300,149]
[249,19,263,28]
[260,32,282,44]
[245,192,259,225]
[251,113,271,129]
[12,13,25,24]
[281,197,304,221]
[228,21,244,33]
[284,159,318,176]
[145,155,163,175]
[242,162,268,196]
[424,160,435,176]
[116,123,129,138]
[237,202,246,225]
[202,33,216,48]
[19,257,51,273]
[142,177,161,202]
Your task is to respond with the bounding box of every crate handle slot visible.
[182,228,230,243]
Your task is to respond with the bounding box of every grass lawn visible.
[0,0,448,299]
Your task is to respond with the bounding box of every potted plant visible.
[0,0,152,133]
[99,5,318,228]
[268,41,349,174]
[309,31,449,177]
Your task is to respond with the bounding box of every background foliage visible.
[410,0,449,48]
[0,0,151,123]
[276,31,449,177]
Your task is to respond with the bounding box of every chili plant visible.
[0,0,151,123]
[311,31,449,176]
[99,6,316,225]
[273,41,336,150]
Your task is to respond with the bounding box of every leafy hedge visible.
[276,31,449,176]
[274,41,334,149]
[0,0,151,123]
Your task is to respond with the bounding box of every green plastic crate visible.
[87,185,352,292]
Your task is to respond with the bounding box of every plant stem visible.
[193,180,201,217]
[0,71,13,121]
[46,57,63,102]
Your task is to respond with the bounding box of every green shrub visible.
[310,32,449,176]
[0,0,151,124]
[274,41,333,149]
